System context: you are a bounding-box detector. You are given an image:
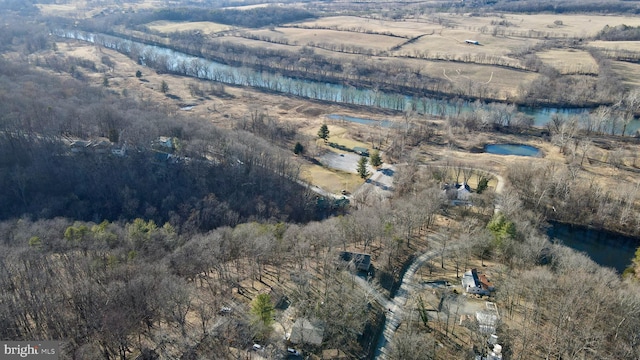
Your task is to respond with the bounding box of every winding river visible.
[55,30,640,134]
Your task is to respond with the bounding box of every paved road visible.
[351,232,450,360]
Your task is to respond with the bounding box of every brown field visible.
[610,61,640,88]
[294,15,438,38]
[537,49,598,74]
[300,164,363,194]
[404,58,537,99]
[247,27,405,51]
[397,32,537,63]
[38,0,163,17]
[588,40,640,52]
[429,13,640,38]
[145,21,233,34]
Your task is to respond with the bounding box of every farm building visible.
[465,39,480,45]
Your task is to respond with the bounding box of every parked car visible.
[287,348,300,356]
[252,344,262,351]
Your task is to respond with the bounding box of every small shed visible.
[465,39,480,45]
[353,147,369,156]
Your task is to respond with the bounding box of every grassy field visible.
[610,61,640,87]
[294,15,436,37]
[145,21,232,34]
[397,31,538,61]
[300,164,363,194]
[588,40,640,52]
[537,49,598,74]
[247,27,406,51]
[429,13,640,38]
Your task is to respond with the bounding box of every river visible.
[55,30,640,134]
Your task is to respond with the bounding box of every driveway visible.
[319,151,364,174]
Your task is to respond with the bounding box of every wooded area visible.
[2,1,640,359]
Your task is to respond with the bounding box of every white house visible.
[461,269,494,295]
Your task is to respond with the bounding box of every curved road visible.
[349,164,503,359]
[352,232,450,360]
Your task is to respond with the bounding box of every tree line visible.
[131,6,315,29]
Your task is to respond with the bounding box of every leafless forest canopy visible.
[2,1,640,359]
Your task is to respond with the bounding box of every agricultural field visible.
[294,15,439,38]
[396,30,538,62]
[610,61,640,88]
[536,49,599,74]
[429,13,640,38]
[145,20,233,35]
[247,27,406,52]
[588,40,640,52]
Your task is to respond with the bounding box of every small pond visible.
[485,144,541,157]
[548,222,639,274]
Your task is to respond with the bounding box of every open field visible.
[610,61,640,88]
[294,15,437,38]
[300,164,363,194]
[145,21,233,34]
[537,49,598,74]
[397,31,537,63]
[38,0,163,17]
[588,40,640,52]
[429,13,640,38]
[247,27,406,52]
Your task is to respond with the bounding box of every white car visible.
[252,344,262,351]
[219,307,232,314]
[287,348,300,356]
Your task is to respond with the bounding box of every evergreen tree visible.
[370,150,382,168]
[250,293,274,339]
[477,176,489,194]
[357,156,370,179]
[318,124,329,143]
[161,80,169,93]
[293,142,304,155]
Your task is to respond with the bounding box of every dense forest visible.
[2,1,640,359]
[0,57,332,230]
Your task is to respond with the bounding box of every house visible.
[69,139,90,153]
[443,182,472,201]
[153,136,175,151]
[111,144,127,157]
[465,39,480,45]
[339,251,371,272]
[90,138,112,153]
[289,318,325,346]
[462,269,494,295]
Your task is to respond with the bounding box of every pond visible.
[548,222,639,274]
[484,144,541,157]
